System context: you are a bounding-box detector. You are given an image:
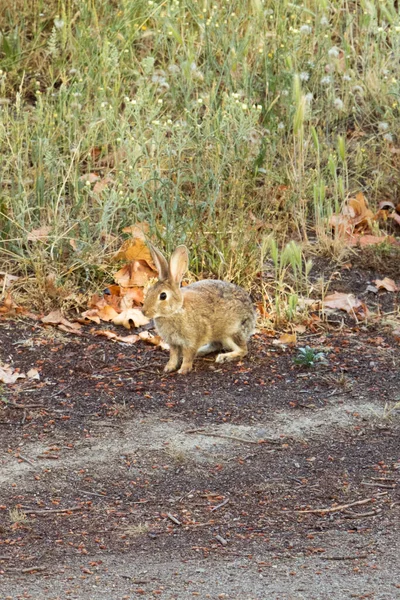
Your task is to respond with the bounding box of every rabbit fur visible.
[142,244,256,374]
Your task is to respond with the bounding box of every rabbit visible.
[142,244,256,374]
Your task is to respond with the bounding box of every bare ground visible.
[0,313,399,600]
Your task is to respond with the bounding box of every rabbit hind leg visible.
[216,335,247,364]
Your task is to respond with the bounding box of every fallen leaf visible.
[41,310,82,332]
[293,324,306,334]
[272,333,297,347]
[347,234,398,247]
[114,260,157,288]
[393,327,400,342]
[58,324,82,335]
[0,292,15,314]
[79,172,100,183]
[93,176,114,194]
[0,364,25,384]
[27,225,52,242]
[120,287,145,308]
[0,272,19,289]
[138,330,169,350]
[112,308,150,329]
[80,309,101,324]
[122,222,150,239]
[114,238,154,266]
[27,368,40,380]
[323,291,369,320]
[373,277,398,292]
[93,330,140,344]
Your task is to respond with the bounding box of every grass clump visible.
[1,1,400,310]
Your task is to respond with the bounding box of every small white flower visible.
[328,46,340,59]
[242,103,248,110]
[157,81,170,93]
[305,92,313,103]
[157,99,163,104]
[54,18,64,29]
[320,16,329,26]
[69,68,77,75]
[100,102,108,108]
[168,64,180,75]
[342,74,352,82]
[383,132,393,142]
[320,75,332,85]
[300,24,312,34]
[333,97,344,111]
[299,72,310,82]
[152,120,160,125]
[378,121,389,132]
[152,74,166,84]
[277,122,285,130]
[198,98,203,103]
[231,92,240,99]
[256,104,262,110]
[130,99,137,105]
[281,89,289,96]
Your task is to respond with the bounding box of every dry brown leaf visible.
[80,309,101,324]
[93,330,140,344]
[93,176,114,194]
[112,308,150,329]
[27,225,52,242]
[393,327,400,342]
[0,272,19,289]
[0,292,15,313]
[272,333,297,347]
[293,324,306,334]
[373,277,398,292]
[27,368,40,380]
[114,260,156,288]
[114,238,154,266]
[347,234,398,247]
[58,324,82,335]
[122,222,150,239]
[323,292,369,319]
[79,172,99,183]
[41,310,82,332]
[120,287,145,309]
[0,364,25,384]
[138,330,169,350]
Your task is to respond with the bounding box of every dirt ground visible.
[0,269,400,599]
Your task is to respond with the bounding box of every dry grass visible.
[1,1,400,317]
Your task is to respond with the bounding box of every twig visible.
[0,400,43,410]
[7,565,47,574]
[23,506,83,515]
[211,498,230,512]
[77,489,107,498]
[16,454,35,467]
[185,429,263,445]
[166,513,181,526]
[215,534,228,546]
[361,482,396,489]
[321,555,368,561]
[293,492,387,514]
[344,509,382,519]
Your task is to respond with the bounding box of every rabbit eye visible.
[159,292,167,300]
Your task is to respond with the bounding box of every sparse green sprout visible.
[294,346,326,368]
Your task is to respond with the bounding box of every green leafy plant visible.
[293,346,326,368]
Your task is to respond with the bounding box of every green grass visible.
[1,0,399,311]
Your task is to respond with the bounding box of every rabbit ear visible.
[169,245,189,284]
[149,244,169,281]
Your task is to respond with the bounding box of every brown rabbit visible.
[142,245,256,374]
